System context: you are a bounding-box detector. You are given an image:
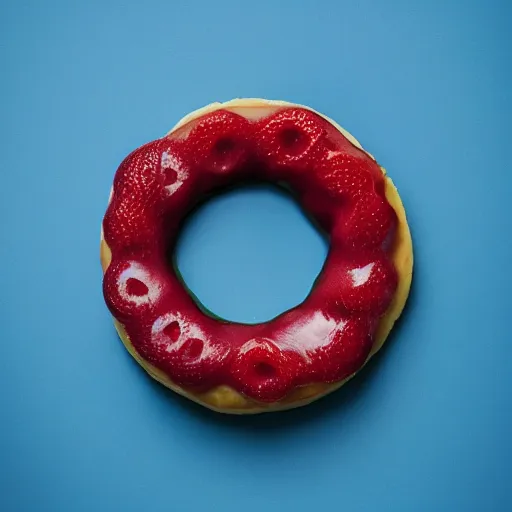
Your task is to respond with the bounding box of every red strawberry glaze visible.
[102,107,398,402]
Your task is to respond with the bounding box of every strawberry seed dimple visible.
[181,338,204,360]
[125,278,148,296]
[254,362,276,378]
[214,137,236,155]
[163,320,181,342]
[164,169,178,186]
[280,128,303,148]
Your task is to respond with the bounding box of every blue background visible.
[1,0,511,510]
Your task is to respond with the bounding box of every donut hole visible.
[254,361,276,378]
[125,278,148,297]
[164,168,178,186]
[279,127,307,154]
[173,184,328,324]
[213,137,236,156]
[163,321,181,342]
[181,338,204,360]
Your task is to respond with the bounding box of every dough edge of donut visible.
[100,98,413,414]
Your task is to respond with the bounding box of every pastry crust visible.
[100,98,413,414]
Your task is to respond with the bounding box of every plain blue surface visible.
[1,1,511,511]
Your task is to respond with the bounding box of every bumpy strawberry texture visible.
[102,107,398,402]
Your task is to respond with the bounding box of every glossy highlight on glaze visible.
[102,107,398,402]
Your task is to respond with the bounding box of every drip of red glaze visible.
[102,107,399,402]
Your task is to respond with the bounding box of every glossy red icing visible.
[102,107,398,402]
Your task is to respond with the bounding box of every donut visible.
[100,98,413,414]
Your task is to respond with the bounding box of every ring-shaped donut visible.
[101,98,413,414]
